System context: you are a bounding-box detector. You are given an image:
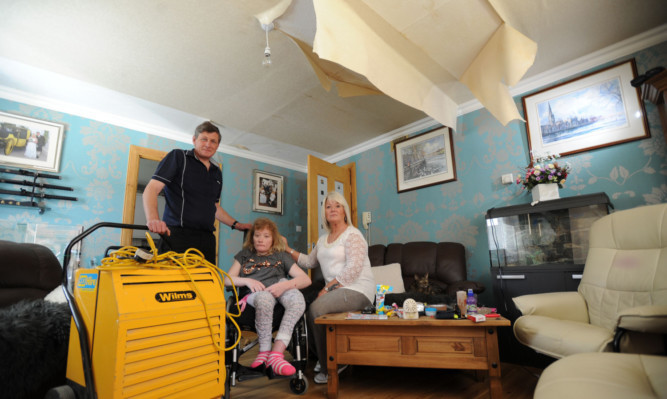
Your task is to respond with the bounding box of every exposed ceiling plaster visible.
[0,0,666,170]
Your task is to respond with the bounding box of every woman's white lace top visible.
[297,225,376,302]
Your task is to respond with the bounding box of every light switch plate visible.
[362,211,372,228]
[501,173,514,185]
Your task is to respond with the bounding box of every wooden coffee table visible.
[315,312,511,398]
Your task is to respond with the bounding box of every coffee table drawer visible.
[337,334,476,355]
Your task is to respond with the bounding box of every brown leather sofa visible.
[307,241,484,303]
[0,240,62,308]
[369,241,485,296]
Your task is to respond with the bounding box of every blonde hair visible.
[243,218,286,253]
[320,191,352,233]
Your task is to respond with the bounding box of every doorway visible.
[306,155,357,252]
[121,145,221,262]
[121,145,167,246]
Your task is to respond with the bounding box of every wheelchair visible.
[224,288,309,398]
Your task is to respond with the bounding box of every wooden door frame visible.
[121,145,167,246]
[306,155,357,252]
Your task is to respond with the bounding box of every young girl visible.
[226,218,311,377]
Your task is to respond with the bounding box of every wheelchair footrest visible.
[266,365,298,380]
[236,365,266,382]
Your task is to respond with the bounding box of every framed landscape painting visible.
[394,126,457,193]
[522,59,649,160]
[252,170,284,215]
[0,111,66,172]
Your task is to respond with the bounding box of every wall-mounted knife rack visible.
[0,167,77,214]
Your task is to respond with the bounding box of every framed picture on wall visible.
[522,59,649,160]
[0,111,66,173]
[394,126,457,193]
[252,170,284,215]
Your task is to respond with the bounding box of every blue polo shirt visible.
[151,149,222,232]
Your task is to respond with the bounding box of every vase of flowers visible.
[516,154,571,202]
[532,183,559,201]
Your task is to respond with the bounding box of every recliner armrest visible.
[617,305,667,334]
[513,291,589,323]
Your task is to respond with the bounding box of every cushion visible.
[44,285,67,304]
[513,315,614,358]
[371,263,406,293]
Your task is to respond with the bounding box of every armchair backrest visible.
[579,203,667,331]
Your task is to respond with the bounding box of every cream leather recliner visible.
[512,203,667,359]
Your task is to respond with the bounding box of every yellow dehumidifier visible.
[53,222,235,399]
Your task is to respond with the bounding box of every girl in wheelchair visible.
[225,218,311,377]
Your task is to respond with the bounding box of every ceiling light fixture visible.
[261,22,274,67]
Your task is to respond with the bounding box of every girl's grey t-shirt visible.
[234,248,293,287]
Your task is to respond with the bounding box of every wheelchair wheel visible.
[289,376,308,395]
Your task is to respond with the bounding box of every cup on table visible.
[456,290,467,317]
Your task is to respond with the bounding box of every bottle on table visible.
[466,288,477,315]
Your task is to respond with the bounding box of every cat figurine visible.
[411,273,435,295]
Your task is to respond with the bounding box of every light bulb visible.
[262,46,272,67]
[261,22,274,67]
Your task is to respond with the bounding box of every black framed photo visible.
[394,126,457,193]
[252,170,284,215]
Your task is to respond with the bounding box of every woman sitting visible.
[284,191,375,384]
[225,217,311,377]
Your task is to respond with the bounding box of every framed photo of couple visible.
[0,111,66,172]
[252,170,284,215]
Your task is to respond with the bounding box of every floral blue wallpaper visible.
[0,98,307,271]
[345,41,667,303]
[0,41,665,306]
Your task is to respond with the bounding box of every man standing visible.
[143,121,251,264]
[36,132,46,158]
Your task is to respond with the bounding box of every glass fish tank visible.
[486,193,611,268]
